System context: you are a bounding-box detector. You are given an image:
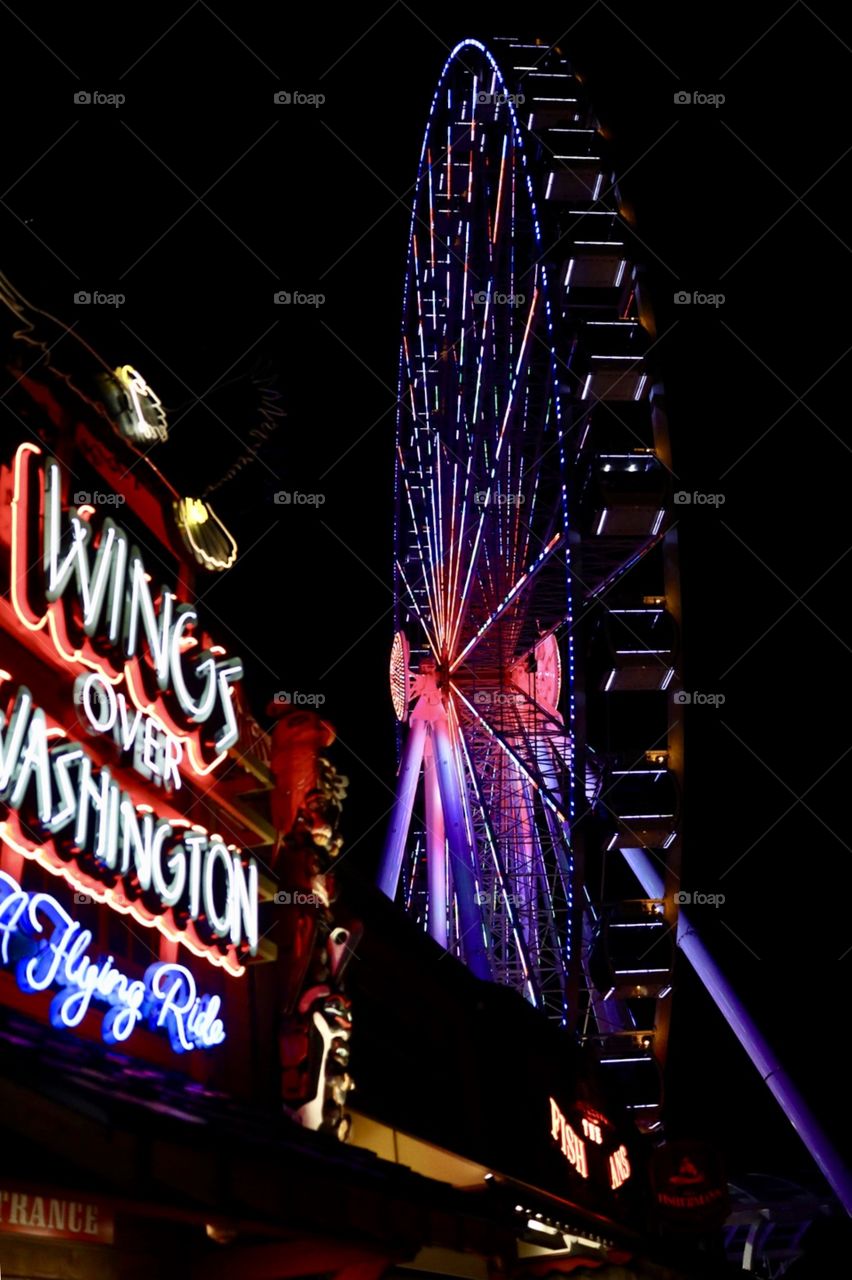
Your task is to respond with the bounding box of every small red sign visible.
[650,1142,729,1230]
[0,1187,114,1244]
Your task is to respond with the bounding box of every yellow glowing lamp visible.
[109,365,168,444]
[174,496,237,571]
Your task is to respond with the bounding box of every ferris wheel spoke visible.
[450,531,565,672]
[452,684,569,822]
[395,558,441,660]
[472,732,571,1016]
[447,287,542,659]
[457,729,541,1004]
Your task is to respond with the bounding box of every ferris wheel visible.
[378,36,683,1132]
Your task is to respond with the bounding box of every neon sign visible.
[11,444,242,778]
[0,681,258,972]
[581,1116,603,1144]
[549,1096,589,1178]
[548,1098,634,1194]
[0,868,225,1052]
[609,1144,631,1190]
[74,672,183,791]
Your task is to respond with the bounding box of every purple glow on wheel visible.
[381,38,576,1025]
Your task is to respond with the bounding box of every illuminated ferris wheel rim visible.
[395,37,574,689]
[386,35,582,1024]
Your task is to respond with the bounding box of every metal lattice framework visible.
[379,37,685,1126]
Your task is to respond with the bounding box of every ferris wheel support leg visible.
[377,717,428,900]
[424,746,449,949]
[621,846,852,1215]
[432,717,492,982]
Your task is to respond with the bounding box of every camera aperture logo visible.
[673,90,725,108]
[475,90,525,106]
[674,490,725,506]
[672,690,725,707]
[274,491,325,506]
[73,491,126,507]
[473,490,524,506]
[274,889,322,905]
[673,890,725,907]
[273,91,325,107]
[73,291,125,307]
[273,291,325,308]
[274,690,326,707]
[674,290,725,308]
[74,90,125,107]
[473,289,525,307]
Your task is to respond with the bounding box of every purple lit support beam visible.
[378,717,428,900]
[622,847,852,1215]
[424,745,449,948]
[432,717,491,981]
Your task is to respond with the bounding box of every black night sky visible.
[2,0,851,1192]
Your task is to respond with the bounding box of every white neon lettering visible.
[77,673,117,733]
[74,755,114,860]
[125,559,172,687]
[170,616,218,721]
[116,693,142,751]
[161,733,182,789]
[0,683,258,958]
[152,826,184,907]
[230,856,258,951]
[20,453,246,775]
[141,717,159,775]
[0,688,33,791]
[185,832,206,922]
[10,707,53,823]
[203,841,233,937]
[214,663,243,752]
